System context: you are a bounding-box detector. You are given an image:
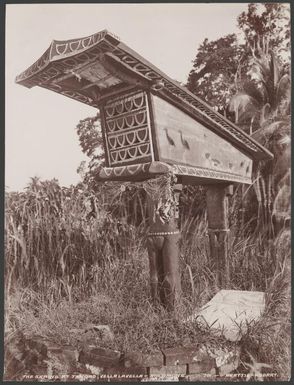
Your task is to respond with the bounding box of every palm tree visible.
[228,39,290,237]
[229,38,290,134]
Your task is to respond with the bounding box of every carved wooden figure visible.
[146,181,182,310]
[16,29,273,311]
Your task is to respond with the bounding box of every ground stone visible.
[84,325,115,343]
[123,351,144,367]
[78,346,121,368]
[191,290,265,341]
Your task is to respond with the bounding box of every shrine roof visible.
[15,29,273,161]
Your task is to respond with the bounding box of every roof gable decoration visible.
[15,29,273,162]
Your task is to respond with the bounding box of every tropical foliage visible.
[186,3,290,115]
[186,3,290,237]
[5,2,291,381]
[228,39,290,237]
[237,3,290,60]
[228,41,290,134]
[5,177,291,379]
[186,34,244,113]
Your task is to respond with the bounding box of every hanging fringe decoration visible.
[99,172,178,224]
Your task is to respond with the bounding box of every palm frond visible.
[243,81,264,106]
[270,51,281,90]
[251,121,280,143]
[276,74,291,104]
[228,92,259,123]
[259,103,271,125]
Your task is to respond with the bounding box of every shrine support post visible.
[206,185,233,288]
[146,182,182,311]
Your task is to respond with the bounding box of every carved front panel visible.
[151,95,253,183]
[103,91,154,166]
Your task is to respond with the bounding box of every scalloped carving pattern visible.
[16,31,264,157]
[104,91,152,166]
[99,162,251,184]
[109,47,259,154]
[15,30,109,83]
[16,41,118,106]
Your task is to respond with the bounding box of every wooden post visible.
[146,182,182,311]
[206,185,232,288]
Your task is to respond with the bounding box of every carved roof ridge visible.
[15,29,120,85]
[15,29,273,161]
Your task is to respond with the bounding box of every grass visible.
[4,179,291,381]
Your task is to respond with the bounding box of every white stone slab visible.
[190,290,265,342]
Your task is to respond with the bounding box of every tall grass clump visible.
[4,179,291,380]
[5,178,147,302]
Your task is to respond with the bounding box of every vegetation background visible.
[4,3,291,381]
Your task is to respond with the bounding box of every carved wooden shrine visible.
[16,30,273,310]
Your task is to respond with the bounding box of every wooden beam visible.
[206,185,230,288]
[51,72,76,84]
[102,52,151,89]
[80,74,114,90]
